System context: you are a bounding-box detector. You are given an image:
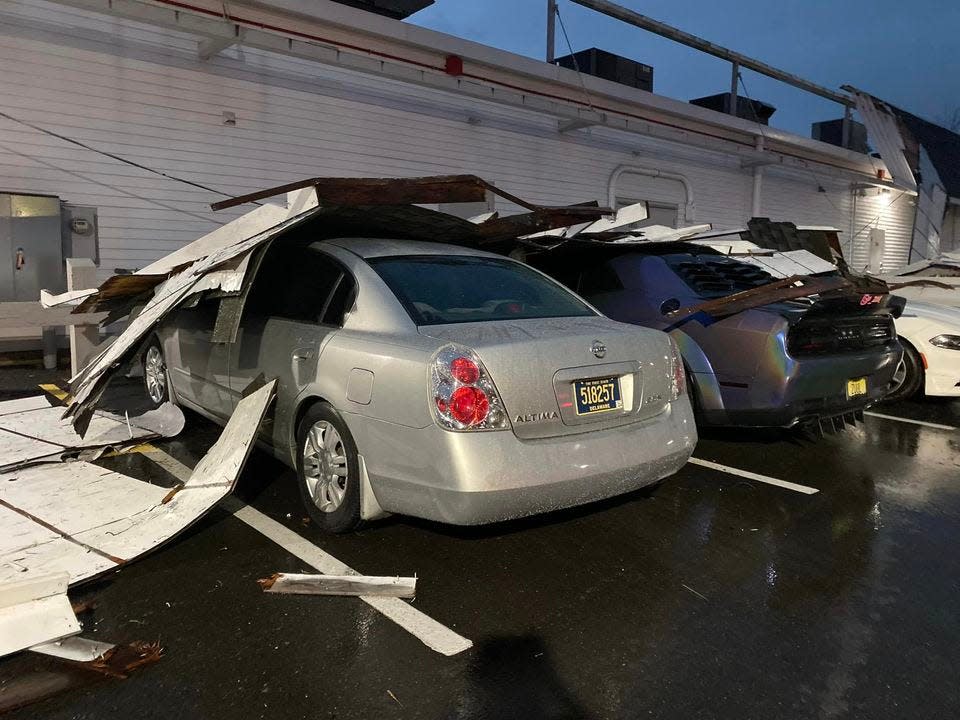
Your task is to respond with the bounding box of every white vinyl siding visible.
[0,0,918,281]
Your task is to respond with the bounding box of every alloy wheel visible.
[302,420,349,513]
[145,345,167,404]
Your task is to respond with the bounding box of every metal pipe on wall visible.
[546,0,557,63]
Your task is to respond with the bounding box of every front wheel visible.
[885,343,924,402]
[295,403,363,533]
[142,339,169,408]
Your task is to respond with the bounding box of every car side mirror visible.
[660,298,681,315]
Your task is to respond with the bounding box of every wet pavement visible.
[3,394,959,719]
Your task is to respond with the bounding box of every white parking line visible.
[688,457,819,495]
[864,411,958,432]
[141,448,472,657]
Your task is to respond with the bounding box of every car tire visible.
[295,402,363,533]
[885,342,924,402]
[142,338,170,408]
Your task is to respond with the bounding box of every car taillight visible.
[431,344,509,431]
[669,337,686,400]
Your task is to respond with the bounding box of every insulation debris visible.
[0,381,276,659]
[258,572,417,598]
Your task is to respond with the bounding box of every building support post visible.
[751,135,764,218]
[729,61,739,116]
[41,328,57,370]
[546,0,557,63]
[67,258,99,377]
[841,104,853,149]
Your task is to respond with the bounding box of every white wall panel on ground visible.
[0,0,910,283]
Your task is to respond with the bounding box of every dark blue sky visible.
[411,0,960,138]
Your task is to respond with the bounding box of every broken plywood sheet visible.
[258,572,417,598]
[0,399,184,471]
[0,573,80,658]
[0,381,275,601]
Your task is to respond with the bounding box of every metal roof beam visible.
[569,0,855,108]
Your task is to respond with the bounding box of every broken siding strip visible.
[258,572,417,598]
[227,500,473,656]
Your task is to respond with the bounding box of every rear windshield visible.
[368,255,597,326]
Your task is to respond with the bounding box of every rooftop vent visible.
[689,92,776,125]
[811,118,869,154]
[554,48,653,93]
[329,0,433,19]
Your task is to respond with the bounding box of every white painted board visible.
[0,573,80,658]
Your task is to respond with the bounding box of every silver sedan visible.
[148,237,697,531]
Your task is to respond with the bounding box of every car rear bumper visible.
[346,398,697,525]
[696,344,902,428]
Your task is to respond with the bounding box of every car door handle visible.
[293,350,314,361]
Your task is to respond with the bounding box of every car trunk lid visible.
[419,316,674,439]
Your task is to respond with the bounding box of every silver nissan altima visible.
[148,236,697,532]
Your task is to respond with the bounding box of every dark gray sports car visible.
[527,244,903,429]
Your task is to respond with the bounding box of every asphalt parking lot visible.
[2,384,959,719]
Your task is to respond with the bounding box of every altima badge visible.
[591,340,606,359]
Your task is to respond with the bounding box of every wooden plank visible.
[258,572,417,598]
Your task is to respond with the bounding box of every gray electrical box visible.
[0,193,64,302]
[61,203,99,265]
[0,194,100,304]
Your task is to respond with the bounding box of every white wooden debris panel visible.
[0,381,276,658]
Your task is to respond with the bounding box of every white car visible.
[887,300,960,399]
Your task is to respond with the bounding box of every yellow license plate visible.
[846,377,867,398]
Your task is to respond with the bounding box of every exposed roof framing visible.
[210,174,541,212]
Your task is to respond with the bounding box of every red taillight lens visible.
[431,344,508,431]
[448,386,489,425]
[450,356,480,384]
[669,338,686,400]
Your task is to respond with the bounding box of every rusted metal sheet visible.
[210,174,540,212]
[667,275,852,321]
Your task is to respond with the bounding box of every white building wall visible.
[0,0,917,282]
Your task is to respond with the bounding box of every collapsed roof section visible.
[66,175,613,433]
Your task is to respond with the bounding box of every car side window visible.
[244,242,351,325]
[578,262,624,296]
